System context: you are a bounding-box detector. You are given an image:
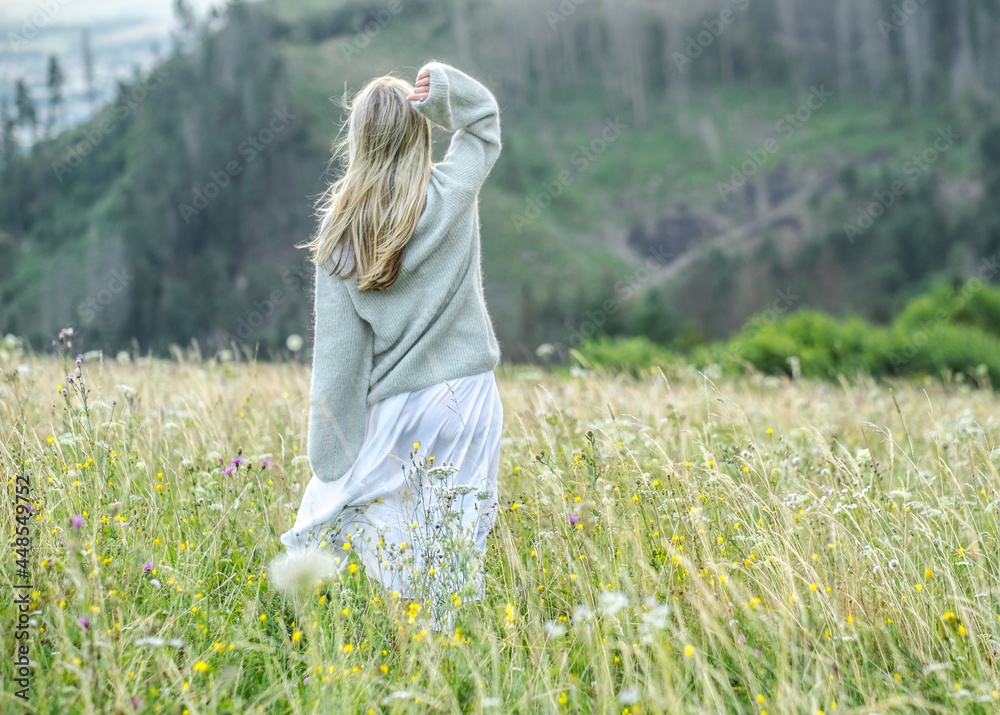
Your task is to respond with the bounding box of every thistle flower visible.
[568,514,579,525]
[78,616,89,629]
[70,515,84,528]
[143,561,154,573]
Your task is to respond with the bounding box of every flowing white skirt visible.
[280,370,503,613]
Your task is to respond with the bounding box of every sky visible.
[0,0,238,135]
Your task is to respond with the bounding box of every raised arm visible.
[307,258,374,484]
[409,61,501,193]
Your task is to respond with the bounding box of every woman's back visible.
[308,61,503,485]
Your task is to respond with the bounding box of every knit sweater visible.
[306,61,502,484]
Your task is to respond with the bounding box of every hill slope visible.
[1,0,999,359]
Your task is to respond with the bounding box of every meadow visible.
[1,348,999,714]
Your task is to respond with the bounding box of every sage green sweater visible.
[307,61,502,484]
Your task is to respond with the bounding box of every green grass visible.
[1,347,998,713]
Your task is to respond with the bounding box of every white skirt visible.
[280,370,503,613]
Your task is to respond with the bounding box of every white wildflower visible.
[268,548,338,596]
[543,620,567,638]
[598,591,629,617]
[618,684,641,705]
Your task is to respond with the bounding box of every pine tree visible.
[82,29,96,107]
[46,55,65,135]
[14,79,38,139]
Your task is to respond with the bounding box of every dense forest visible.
[1,0,999,359]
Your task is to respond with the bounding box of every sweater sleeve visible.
[306,260,374,484]
[411,61,501,193]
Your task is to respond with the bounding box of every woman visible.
[279,61,504,629]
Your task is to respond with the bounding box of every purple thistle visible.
[261,459,271,469]
[737,633,746,645]
[230,456,244,466]
[221,466,235,477]
[143,561,154,573]
[218,456,224,465]
[70,515,84,528]
[78,616,90,629]
[754,648,762,658]
[131,697,141,707]
[568,514,579,525]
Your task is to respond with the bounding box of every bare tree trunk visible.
[776,0,801,86]
[661,0,690,121]
[858,0,890,96]
[950,0,976,100]
[902,8,927,104]
[834,0,855,94]
[603,0,647,126]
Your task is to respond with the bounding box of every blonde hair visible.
[301,74,432,291]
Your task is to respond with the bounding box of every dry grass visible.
[1,350,999,714]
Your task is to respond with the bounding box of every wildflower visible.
[143,561,154,574]
[568,514,579,525]
[267,549,338,596]
[193,661,209,672]
[544,621,567,638]
[683,645,694,657]
[78,616,89,629]
[598,591,628,617]
[70,515,84,528]
[618,684,640,705]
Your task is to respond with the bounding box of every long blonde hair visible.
[301,74,433,291]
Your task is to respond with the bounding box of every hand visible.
[407,68,430,102]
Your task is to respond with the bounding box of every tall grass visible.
[1,350,998,713]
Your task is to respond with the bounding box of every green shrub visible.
[572,335,678,377]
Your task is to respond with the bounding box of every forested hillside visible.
[1,0,999,359]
